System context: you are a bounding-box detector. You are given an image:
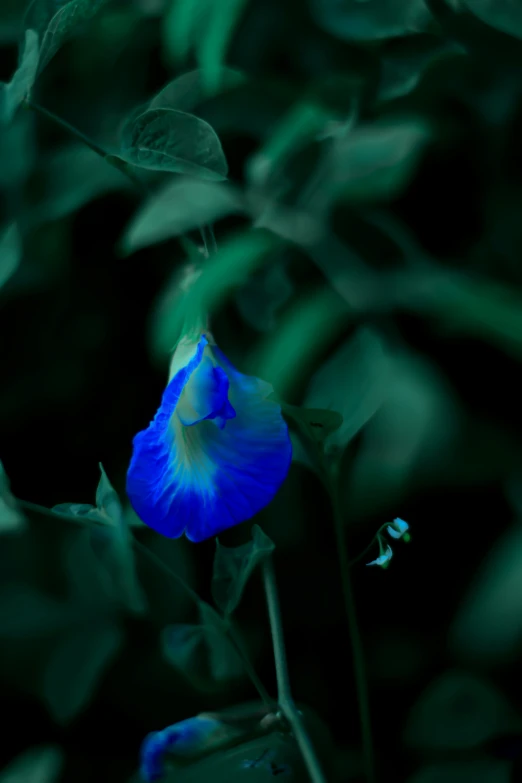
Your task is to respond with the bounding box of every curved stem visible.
[329,475,375,783]
[24,98,148,194]
[262,557,327,783]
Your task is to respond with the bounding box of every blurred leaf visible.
[180,229,282,329]
[0,460,25,532]
[212,525,274,615]
[235,261,293,332]
[0,585,70,637]
[150,68,246,114]
[459,0,522,39]
[163,601,243,687]
[252,286,348,398]
[304,328,390,453]
[328,116,431,202]
[404,670,522,750]
[310,0,433,41]
[0,113,35,190]
[43,622,123,723]
[120,108,228,180]
[38,0,111,73]
[247,100,335,187]
[163,0,247,94]
[30,144,131,224]
[121,178,242,254]
[418,274,522,361]
[0,746,63,783]
[346,349,457,516]
[407,760,512,783]
[195,0,249,94]
[0,29,39,124]
[450,524,522,665]
[378,38,465,102]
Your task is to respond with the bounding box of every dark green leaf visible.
[378,39,465,102]
[0,459,25,532]
[29,144,131,224]
[163,601,243,687]
[404,670,522,750]
[0,746,63,783]
[195,0,249,94]
[43,622,123,723]
[0,585,70,637]
[212,525,275,615]
[460,0,522,39]
[303,328,391,452]
[407,760,512,783]
[162,0,210,65]
[0,29,39,124]
[311,0,433,40]
[38,0,111,73]
[150,68,245,114]
[120,108,228,180]
[121,178,241,255]
[329,116,431,202]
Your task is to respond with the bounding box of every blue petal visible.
[140,717,221,782]
[126,334,292,541]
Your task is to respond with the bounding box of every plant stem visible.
[262,557,328,783]
[329,475,375,783]
[24,98,148,194]
[133,538,269,705]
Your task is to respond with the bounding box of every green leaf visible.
[212,525,275,615]
[0,585,70,637]
[303,328,391,453]
[247,101,335,187]
[0,746,63,783]
[43,622,123,723]
[378,39,465,102]
[459,0,522,39]
[195,0,249,94]
[162,601,243,687]
[24,0,71,37]
[38,0,111,73]
[120,108,228,180]
[0,29,39,124]
[54,467,147,615]
[150,68,245,114]
[328,116,431,202]
[251,286,349,399]
[121,178,241,255]
[404,670,522,750]
[310,0,433,40]
[0,459,25,532]
[162,0,211,65]
[179,229,282,331]
[29,144,131,224]
[450,524,522,664]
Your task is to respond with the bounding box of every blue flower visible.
[386,517,410,540]
[366,544,393,568]
[126,332,292,542]
[140,716,223,781]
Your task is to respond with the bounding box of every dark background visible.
[2,0,522,781]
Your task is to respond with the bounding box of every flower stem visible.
[262,557,327,783]
[23,98,148,194]
[329,476,375,783]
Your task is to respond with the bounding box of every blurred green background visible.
[3,0,522,781]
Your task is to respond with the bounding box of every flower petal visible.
[140,716,221,782]
[126,335,292,541]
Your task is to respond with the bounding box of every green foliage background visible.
[2,0,522,781]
